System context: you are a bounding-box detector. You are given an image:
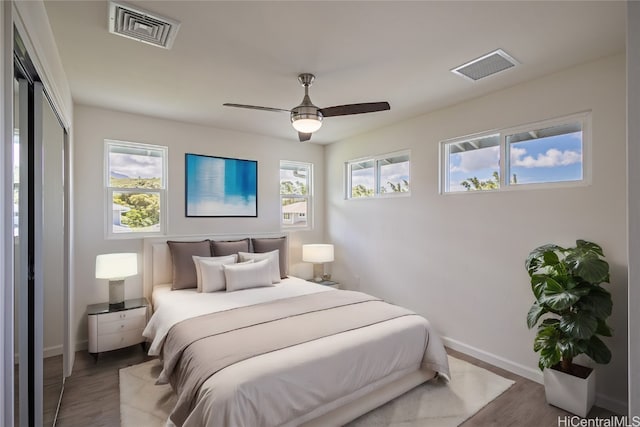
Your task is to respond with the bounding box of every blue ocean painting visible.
[186,154,257,216]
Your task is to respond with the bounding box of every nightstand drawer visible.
[98,315,146,335]
[96,306,146,324]
[87,298,149,356]
[96,328,145,353]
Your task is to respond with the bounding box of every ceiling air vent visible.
[451,49,518,82]
[108,1,180,49]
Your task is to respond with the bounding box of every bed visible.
[142,234,450,427]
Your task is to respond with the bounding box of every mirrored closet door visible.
[40,85,66,427]
[13,28,68,427]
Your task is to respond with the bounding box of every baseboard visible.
[442,336,543,384]
[595,392,629,416]
[15,344,63,361]
[442,336,628,415]
[43,344,63,358]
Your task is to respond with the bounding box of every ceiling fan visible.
[223,73,390,142]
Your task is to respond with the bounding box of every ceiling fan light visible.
[291,117,322,133]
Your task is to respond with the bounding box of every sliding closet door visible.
[40,86,66,427]
[14,36,68,426]
[14,75,31,427]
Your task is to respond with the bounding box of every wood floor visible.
[54,346,617,427]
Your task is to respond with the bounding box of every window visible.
[105,140,167,238]
[346,151,411,199]
[280,161,312,229]
[441,112,589,193]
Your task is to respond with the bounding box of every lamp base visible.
[109,279,125,307]
[312,263,324,282]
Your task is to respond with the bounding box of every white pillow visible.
[224,259,273,292]
[238,250,281,283]
[193,254,237,292]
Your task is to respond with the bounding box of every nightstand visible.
[87,297,148,360]
[309,279,340,289]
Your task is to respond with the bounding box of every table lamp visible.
[95,253,138,308]
[302,244,334,282]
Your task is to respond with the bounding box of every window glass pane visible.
[112,191,161,234]
[379,154,410,194]
[447,134,500,192]
[350,160,374,198]
[108,144,164,189]
[281,197,307,227]
[507,122,582,185]
[280,161,311,228]
[280,164,308,195]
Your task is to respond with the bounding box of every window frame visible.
[104,139,168,239]
[345,149,411,200]
[279,160,313,230]
[440,112,591,194]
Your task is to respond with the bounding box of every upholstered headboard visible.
[142,232,289,301]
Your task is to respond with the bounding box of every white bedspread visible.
[144,277,332,356]
[143,277,450,427]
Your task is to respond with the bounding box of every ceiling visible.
[43,0,626,144]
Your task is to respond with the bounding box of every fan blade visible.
[223,103,290,113]
[298,132,312,142]
[319,102,390,117]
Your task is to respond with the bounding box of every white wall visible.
[326,54,628,412]
[72,105,325,348]
[627,1,640,418]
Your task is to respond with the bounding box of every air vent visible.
[451,49,518,81]
[108,1,180,49]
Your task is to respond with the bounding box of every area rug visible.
[120,355,514,427]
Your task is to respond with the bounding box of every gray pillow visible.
[211,238,250,257]
[251,236,288,278]
[167,240,211,290]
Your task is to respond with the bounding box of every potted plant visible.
[525,240,613,417]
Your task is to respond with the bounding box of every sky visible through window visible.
[107,143,165,234]
[109,150,163,181]
[350,159,410,195]
[351,163,374,192]
[448,131,582,191]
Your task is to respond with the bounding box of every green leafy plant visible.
[525,240,613,375]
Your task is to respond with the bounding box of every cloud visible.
[380,162,410,183]
[110,152,162,178]
[351,168,374,188]
[511,147,581,168]
[450,145,499,173]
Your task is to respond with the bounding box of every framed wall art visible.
[185,153,257,217]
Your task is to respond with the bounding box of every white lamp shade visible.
[95,253,138,280]
[302,244,334,263]
[292,118,322,133]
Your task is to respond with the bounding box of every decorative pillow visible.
[238,250,281,284]
[224,259,273,292]
[251,237,288,278]
[193,254,237,292]
[198,255,240,293]
[167,240,211,290]
[211,238,250,256]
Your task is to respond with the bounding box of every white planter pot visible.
[543,365,595,417]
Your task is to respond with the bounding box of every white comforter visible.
[144,277,333,356]
[143,277,450,427]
